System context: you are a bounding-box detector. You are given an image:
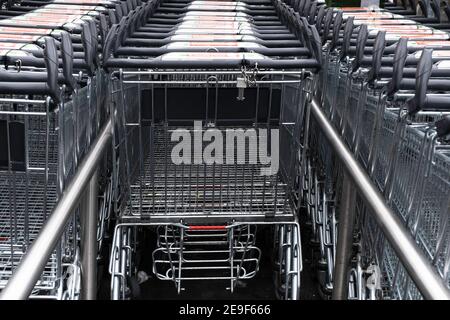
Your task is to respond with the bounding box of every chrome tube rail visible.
[0,118,113,300]
[308,98,450,300]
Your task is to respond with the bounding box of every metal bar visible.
[332,173,356,300]
[80,169,99,300]
[309,98,450,300]
[123,80,301,85]
[0,118,112,300]
[0,98,46,104]
[0,111,47,116]
[122,70,303,75]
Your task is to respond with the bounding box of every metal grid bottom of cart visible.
[121,125,296,224]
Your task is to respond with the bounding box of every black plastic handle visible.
[303,0,312,17]
[102,24,119,69]
[368,31,386,83]
[87,20,99,67]
[108,8,118,25]
[340,17,354,59]
[299,0,308,15]
[430,0,440,20]
[322,9,333,44]
[406,48,434,115]
[115,3,124,21]
[44,37,61,103]
[315,5,325,32]
[81,23,94,75]
[436,115,450,138]
[419,94,450,112]
[121,1,129,17]
[387,37,408,96]
[308,1,317,24]
[126,0,133,12]
[99,13,109,46]
[331,11,343,50]
[353,24,368,72]
[299,16,311,46]
[417,0,429,17]
[59,31,76,91]
[444,1,450,20]
[117,16,131,49]
[309,23,323,67]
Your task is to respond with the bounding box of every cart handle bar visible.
[188,225,227,231]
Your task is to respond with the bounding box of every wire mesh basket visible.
[0,73,104,298]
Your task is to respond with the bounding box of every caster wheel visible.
[126,276,141,300]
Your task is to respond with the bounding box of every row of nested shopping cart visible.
[103,0,450,300]
[383,0,450,30]
[0,0,142,299]
[103,0,327,300]
[302,2,450,299]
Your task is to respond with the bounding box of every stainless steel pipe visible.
[0,118,112,300]
[80,170,100,300]
[332,173,357,300]
[309,98,450,300]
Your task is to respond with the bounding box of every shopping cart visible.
[103,0,326,300]
[355,115,450,300]
[0,37,78,298]
[295,0,450,299]
[108,67,306,299]
[0,0,129,298]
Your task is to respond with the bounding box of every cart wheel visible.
[272,270,285,300]
[126,276,141,300]
[317,281,332,300]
